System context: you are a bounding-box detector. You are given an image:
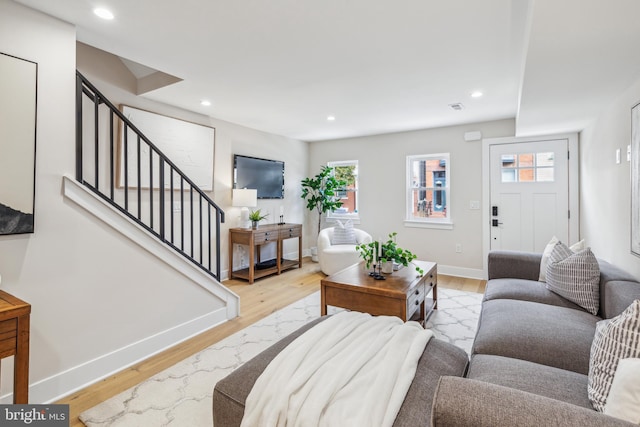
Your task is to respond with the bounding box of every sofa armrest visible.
[431,377,634,427]
[487,250,542,281]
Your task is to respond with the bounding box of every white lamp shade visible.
[232,189,257,208]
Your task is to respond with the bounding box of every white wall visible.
[580,75,640,278]
[309,119,515,276]
[0,0,308,403]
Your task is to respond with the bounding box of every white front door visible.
[489,139,569,252]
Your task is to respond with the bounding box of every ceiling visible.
[14,0,640,141]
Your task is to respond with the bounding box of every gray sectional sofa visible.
[213,250,640,426]
[431,250,640,426]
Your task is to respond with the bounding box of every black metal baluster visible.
[180,177,184,251]
[190,186,194,257]
[124,124,129,211]
[137,135,141,220]
[149,147,154,229]
[94,93,99,189]
[159,157,165,240]
[75,75,84,182]
[216,210,222,279]
[170,167,174,244]
[198,195,202,263]
[208,204,212,271]
[109,110,114,200]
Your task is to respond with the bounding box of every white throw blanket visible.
[240,311,434,427]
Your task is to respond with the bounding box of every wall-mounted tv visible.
[233,154,285,199]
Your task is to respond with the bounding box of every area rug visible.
[79,288,483,426]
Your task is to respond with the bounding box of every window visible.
[501,152,554,183]
[327,160,359,220]
[406,153,451,228]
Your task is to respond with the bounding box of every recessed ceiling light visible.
[200,100,211,107]
[471,91,483,98]
[327,115,336,121]
[94,8,114,20]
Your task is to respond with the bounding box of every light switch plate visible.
[616,148,621,164]
[469,200,480,210]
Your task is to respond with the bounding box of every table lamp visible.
[232,188,257,229]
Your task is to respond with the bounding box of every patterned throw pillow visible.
[545,242,600,315]
[331,220,357,245]
[539,236,586,282]
[589,300,640,411]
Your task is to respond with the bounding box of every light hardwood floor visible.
[57,259,486,427]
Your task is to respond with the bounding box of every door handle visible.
[492,219,504,227]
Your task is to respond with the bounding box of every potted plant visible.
[356,233,424,276]
[248,209,268,229]
[301,166,346,236]
[301,166,346,261]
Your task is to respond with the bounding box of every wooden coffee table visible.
[320,260,437,325]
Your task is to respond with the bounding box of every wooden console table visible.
[229,223,302,284]
[0,290,31,403]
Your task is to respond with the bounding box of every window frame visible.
[404,153,453,229]
[326,160,360,223]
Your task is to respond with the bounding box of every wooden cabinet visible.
[229,223,302,283]
[320,260,437,326]
[0,290,30,403]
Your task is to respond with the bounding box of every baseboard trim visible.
[0,307,228,404]
[437,264,485,280]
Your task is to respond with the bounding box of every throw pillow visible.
[588,300,640,412]
[331,220,357,245]
[604,358,640,423]
[545,242,600,315]
[539,236,586,282]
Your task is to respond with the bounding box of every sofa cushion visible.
[483,278,584,311]
[546,242,600,315]
[487,250,542,281]
[467,354,592,409]
[602,280,640,319]
[331,219,357,244]
[588,300,640,411]
[472,299,599,374]
[213,318,469,427]
[432,377,636,427]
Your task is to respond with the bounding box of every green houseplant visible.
[301,166,346,236]
[248,209,268,229]
[356,232,424,276]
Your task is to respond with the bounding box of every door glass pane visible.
[536,152,554,167]
[519,168,534,182]
[502,169,516,182]
[537,167,554,182]
[501,155,516,167]
[518,153,534,167]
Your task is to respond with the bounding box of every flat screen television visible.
[233,154,285,199]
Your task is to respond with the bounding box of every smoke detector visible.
[449,103,464,111]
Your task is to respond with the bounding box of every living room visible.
[1,0,640,424]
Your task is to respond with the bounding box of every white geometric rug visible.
[79,288,483,426]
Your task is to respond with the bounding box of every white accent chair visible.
[317,227,373,275]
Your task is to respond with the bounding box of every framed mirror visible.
[0,52,37,235]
